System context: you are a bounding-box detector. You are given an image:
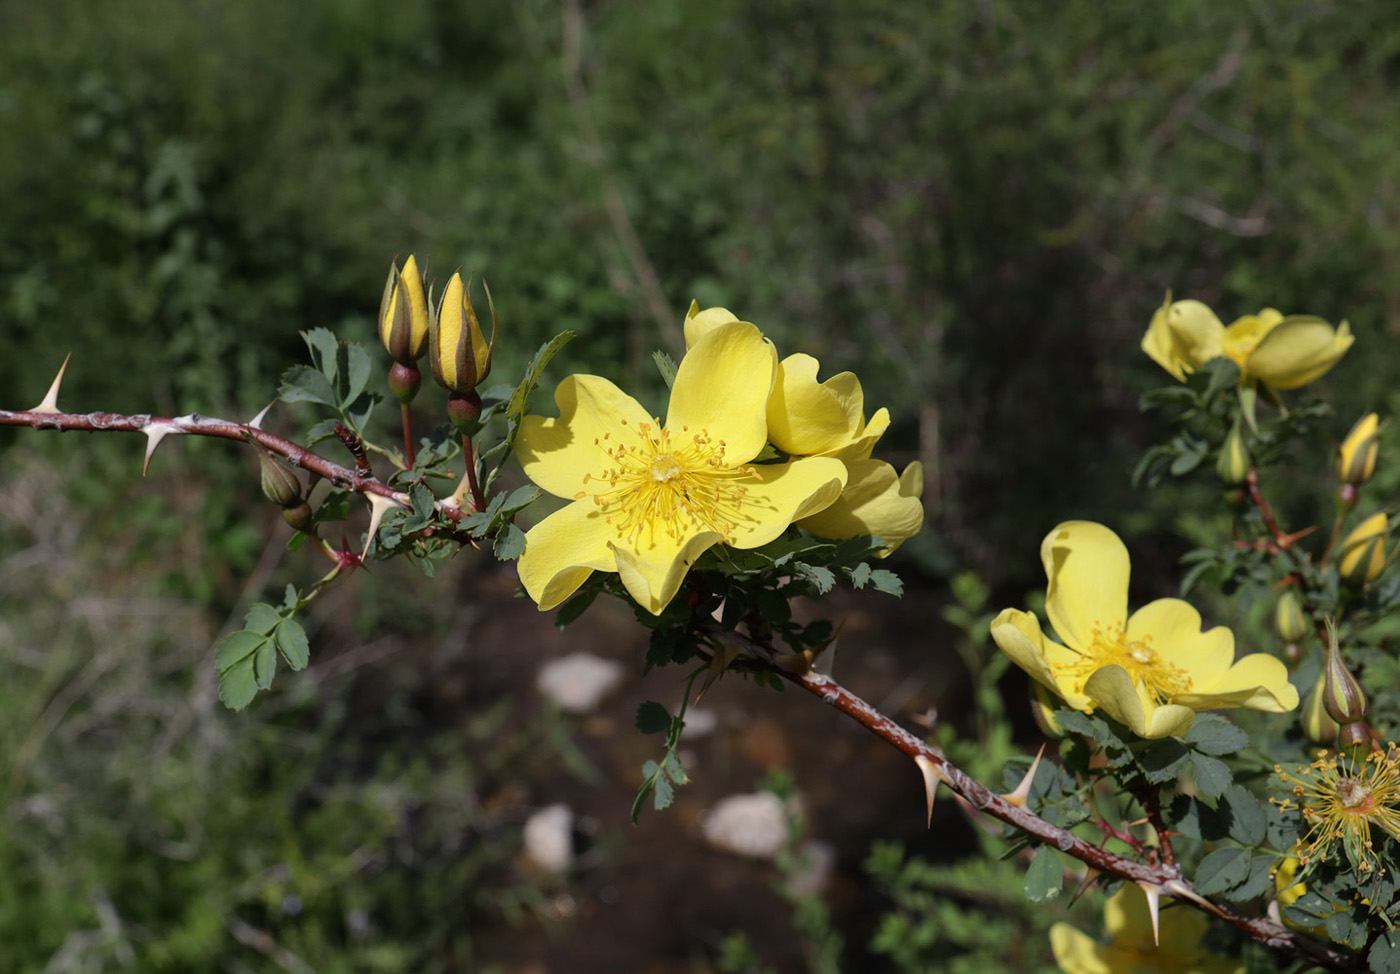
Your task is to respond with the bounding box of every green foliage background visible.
[2,0,1399,969]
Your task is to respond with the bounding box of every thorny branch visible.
[699,620,1368,974]
[0,405,1367,972]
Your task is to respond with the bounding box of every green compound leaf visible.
[1191,753,1233,801]
[274,619,310,671]
[243,602,282,635]
[278,364,337,407]
[1023,847,1063,903]
[493,522,526,561]
[217,658,258,711]
[1183,713,1250,755]
[1193,847,1249,896]
[1220,784,1267,846]
[214,629,268,671]
[635,701,672,735]
[252,640,277,690]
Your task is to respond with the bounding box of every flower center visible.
[577,419,755,547]
[1336,777,1372,812]
[1063,623,1194,705]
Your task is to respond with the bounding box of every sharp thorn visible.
[249,400,277,429]
[141,422,183,476]
[1136,881,1161,947]
[31,353,71,414]
[361,493,399,560]
[914,754,946,828]
[1001,744,1046,808]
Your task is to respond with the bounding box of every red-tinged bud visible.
[1338,512,1389,587]
[1300,672,1339,747]
[1339,721,1376,761]
[429,271,497,397]
[378,255,430,366]
[281,501,314,533]
[388,361,422,407]
[1273,590,1309,644]
[1321,622,1367,726]
[446,390,484,437]
[1336,413,1381,486]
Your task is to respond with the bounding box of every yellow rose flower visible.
[990,521,1299,739]
[682,302,923,554]
[514,321,848,615]
[1142,296,1352,390]
[1051,884,1241,974]
[377,254,430,365]
[1337,512,1389,587]
[1337,413,1381,486]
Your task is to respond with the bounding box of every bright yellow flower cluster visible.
[513,306,923,615]
[1141,296,1351,390]
[991,522,1298,739]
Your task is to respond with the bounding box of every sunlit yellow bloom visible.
[1050,884,1241,974]
[1273,745,1400,874]
[682,302,922,554]
[797,458,923,555]
[378,255,430,365]
[990,522,1298,739]
[515,321,847,615]
[1337,413,1381,486]
[1337,513,1389,587]
[1142,296,1352,390]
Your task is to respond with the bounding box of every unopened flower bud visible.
[378,255,430,367]
[281,500,314,533]
[1300,672,1339,747]
[1216,418,1251,487]
[1273,590,1309,644]
[429,271,497,398]
[1321,624,1367,725]
[1338,512,1389,586]
[1339,721,1376,761]
[1028,680,1065,739]
[256,446,303,509]
[1336,413,1381,487]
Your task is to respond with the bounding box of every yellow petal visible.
[1125,598,1235,684]
[1245,316,1353,389]
[516,500,623,611]
[1041,521,1130,652]
[611,530,724,615]
[1083,665,1196,738]
[667,321,775,463]
[1173,653,1299,713]
[767,354,870,457]
[682,301,742,350]
[728,456,849,549]
[990,609,1092,711]
[1049,922,1113,974]
[514,374,654,499]
[797,458,923,555]
[1141,297,1225,380]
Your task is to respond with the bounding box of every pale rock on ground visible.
[536,651,625,715]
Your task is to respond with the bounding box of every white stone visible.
[536,652,626,714]
[523,803,574,873]
[700,792,796,859]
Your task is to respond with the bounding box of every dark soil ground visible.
[393,563,979,974]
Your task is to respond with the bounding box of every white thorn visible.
[811,636,838,675]
[141,422,183,476]
[249,400,277,429]
[1002,744,1046,808]
[361,493,399,560]
[31,354,71,414]
[1136,881,1161,946]
[914,755,946,828]
[1161,877,1211,910]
